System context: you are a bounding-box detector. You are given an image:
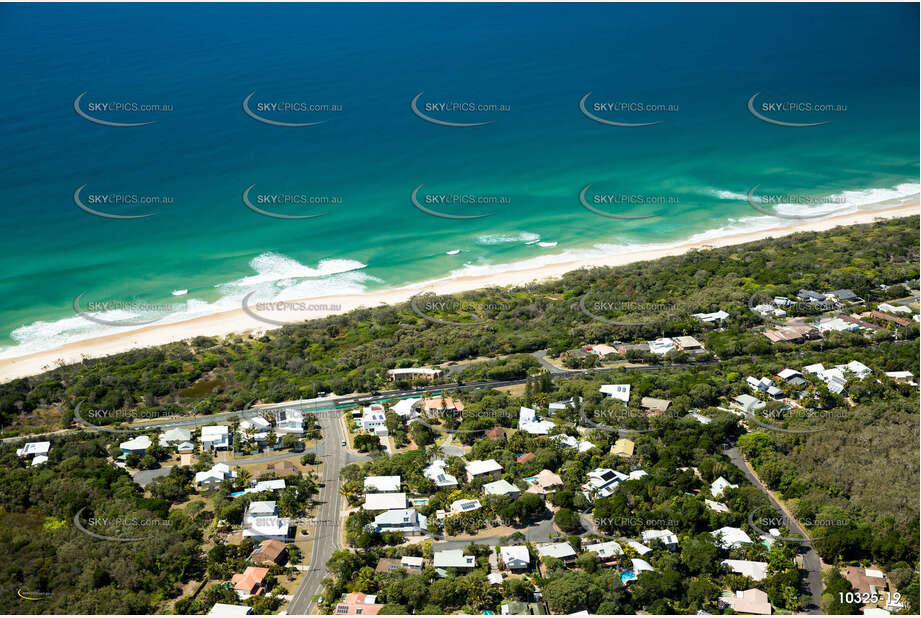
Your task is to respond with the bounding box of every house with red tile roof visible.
[334,592,384,615]
[230,566,269,597]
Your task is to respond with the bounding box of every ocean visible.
[0,2,918,358]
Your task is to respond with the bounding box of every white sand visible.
[0,203,916,383]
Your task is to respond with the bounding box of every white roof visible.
[391,398,421,417]
[372,508,426,529]
[401,556,425,567]
[777,368,803,380]
[600,383,631,402]
[201,425,229,437]
[246,501,277,516]
[627,541,652,555]
[840,360,871,377]
[711,476,738,498]
[642,529,678,545]
[240,417,270,431]
[159,427,192,444]
[722,559,768,581]
[242,515,289,538]
[705,499,730,513]
[388,367,440,375]
[693,309,730,322]
[802,363,825,374]
[450,498,482,513]
[632,558,654,573]
[885,371,913,379]
[364,492,408,511]
[878,302,911,313]
[712,526,752,549]
[521,419,556,435]
[688,412,711,424]
[17,441,50,457]
[364,476,401,492]
[537,542,576,560]
[488,573,503,585]
[433,549,475,568]
[483,479,520,496]
[500,545,531,566]
[585,541,623,558]
[31,455,48,466]
[648,338,675,354]
[208,603,254,616]
[424,460,458,487]
[247,479,286,493]
[119,435,152,451]
[466,459,502,476]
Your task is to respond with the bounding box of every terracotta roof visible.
[516,452,535,464]
[869,310,911,327]
[231,566,269,594]
[485,426,506,440]
[335,592,384,615]
[844,566,889,595]
[251,539,288,565]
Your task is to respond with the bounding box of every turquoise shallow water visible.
[0,3,917,357]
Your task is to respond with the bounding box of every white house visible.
[549,396,581,412]
[722,559,768,581]
[239,417,271,433]
[433,549,476,570]
[687,412,712,424]
[363,493,408,511]
[364,476,401,492]
[705,499,730,513]
[483,479,520,498]
[31,455,48,467]
[387,367,442,381]
[878,303,911,314]
[391,398,421,419]
[360,404,388,435]
[242,501,290,541]
[837,360,872,380]
[585,541,623,561]
[518,406,555,435]
[245,479,286,494]
[627,541,652,556]
[499,545,531,570]
[711,476,738,498]
[536,542,576,562]
[648,338,675,355]
[449,498,482,514]
[642,529,678,548]
[553,434,596,452]
[368,508,427,535]
[816,317,860,333]
[275,408,305,435]
[158,427,191,446]
[200,425,230,450]
[466,459,503,482]
[582,468,627,501]
[693,309,730,323]
[424,459,458,487]
[16,441,50,458]
[600,384,631,403]
[711,526,752,549]
[195,462,236,490]
[119,435,152,455]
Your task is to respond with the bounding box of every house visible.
[484,479,521,498]
[195,462,236,490]
[119,435,152,455]
[828,289,860,303]
[500,545,531,570]
[401,556,425,572]
[274,408,305,435]
[536,542,576,562]
[242,501,290,541]
[711,476,738,498]
[208,603,253,616]
[387,367,442,381]
[642,529,678,548]
[582,468,627,500]
[712,526,753,549]
[500,601,548,615]
[363,492,408,511]
[763,325,819,344]
[449,498,482,514]
[585,540,623,563]
[423,397,464,415]
[16,441,50,458]
[466,459,503,482]
[30,455,48,467]
[245,479,286,494]
[870,310,911,327]
[693,309,730,323]
[754,303,787,318]
[423,459,458,487]
[816,317,860,333]
[391,397,421,419]
[176,441,195,454]
[239,417,271,433]
[612,438,635,457]
[885,370,914,383]
[368,508,427,534]
[526,469,563,495]
[554,434,595,452]
[375,557,404,574]
[797,289,826,303]
[549,396,581,412]
[838,360,872,379]
[250,539,288,566]
[433,549,476,570]
[158,427,192,446]
[488,572,503,586]
[360,404,388,435]
[687,412,712,424]
[364,476,401,493]
[627,541,652,556]
[518,406,555,435]
[600,384,630,403]
[776,368,806,386]
[731,394,766,415]
[722,559,768,581]
[200,425,230,450]
[705,499,730,513]
[334,592,384,615]
[623,558,654,582]
[718,589,772,615]
[674,335,704,351]
[516,452,535,464]
[230,566,269,597]
[588,343,618,358]
[484,426,507,440]
[640,397,671,413]
[877,302,912,314]
[648,338,675,355]
[843,567,900,611]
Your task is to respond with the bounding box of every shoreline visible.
[1,202,917,383]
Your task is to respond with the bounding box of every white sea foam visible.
[476,232,540,245]
[172,289,188,296]
[446,249,461,255]
[538,241,558,248]
[710,182,919,218]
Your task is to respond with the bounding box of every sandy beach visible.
[1,203,916,383]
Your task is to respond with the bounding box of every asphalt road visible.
[724,446,823,613]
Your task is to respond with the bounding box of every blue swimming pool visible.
[621,571,636,584]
